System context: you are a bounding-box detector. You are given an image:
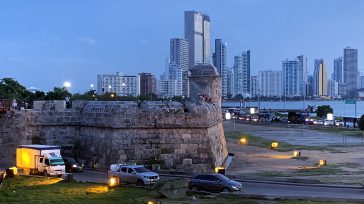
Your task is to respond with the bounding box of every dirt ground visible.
[224,121,364,185]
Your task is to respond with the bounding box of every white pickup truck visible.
[107,164,159,186]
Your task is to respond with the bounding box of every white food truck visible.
[16,145,65,176]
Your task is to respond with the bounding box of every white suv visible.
[108,164,159,186]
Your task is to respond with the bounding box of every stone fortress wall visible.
[0,64,228,172]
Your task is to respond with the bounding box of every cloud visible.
[78,36,96,45]
[8,56,25,62]
[140,39,151,47]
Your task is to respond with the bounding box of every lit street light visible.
[63,81,71,89]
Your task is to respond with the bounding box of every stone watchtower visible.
[189,64,221,106]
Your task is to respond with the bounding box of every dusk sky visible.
[1,0,363,93]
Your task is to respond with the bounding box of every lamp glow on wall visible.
[327,113,333,121]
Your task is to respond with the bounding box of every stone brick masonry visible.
[0,100,228,172]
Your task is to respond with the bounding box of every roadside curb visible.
[236,179,364,189]
[226,193,364,203]
[84,168,363,189]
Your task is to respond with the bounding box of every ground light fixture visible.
[319,160,327,166]
[147,199,161,204]
[214,166,225,174]
[9,167,18,175]
[292,151,301,158]
[239,137,248,144]
[271,142,279,149]
[108,176,120,188]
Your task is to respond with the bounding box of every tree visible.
[44,87,71,100]
[0,78,33,100]
[358,114,364,131]
[316,105,333,118]
[72,90,96,101]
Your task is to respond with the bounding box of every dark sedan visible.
[63,157,83,173]
[188,173,242,193]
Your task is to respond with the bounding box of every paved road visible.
[241,180,364,200]
[72,170,364,201]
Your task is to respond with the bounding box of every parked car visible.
[323,120,335,126]
[63,157,83,173]
[305,118,315,125]
[313,120,324,125]
[335,120,344,127]
[108,164,159,186]
[188,173,242,193]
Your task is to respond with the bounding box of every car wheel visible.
[191,186,198,191]
[43,170,48,177]
[222,187,231,192]
[136,179,145,186]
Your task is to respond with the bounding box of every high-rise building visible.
[250,75,259,98]
[234,51,250,97]
[213,39,227,98]
[282,56,305,97]
[313,59,327,97]
[184,11,210,69]
[343,47,358,97]
[360,75,364,89]
[333,57,343,83]
[227,67,234,98]
[306,74,313,97]
[328,80,339,98]
[157,79,176,98]
[139,73,157,97]
[169,38,189,96]
[97,72,140,96]
[160,58,170,80]
[259,70,282,97]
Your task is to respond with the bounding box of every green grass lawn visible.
[0,176,358,204]
[0,176,149,204]
[310,126,364,137]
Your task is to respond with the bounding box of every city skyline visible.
[1,0,363,92]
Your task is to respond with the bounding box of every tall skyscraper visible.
[213,39,227,98]
[282,56,305,97]
[184,11,210,69]
[227,67,235,98]
[250,75,259,98]
[169,38,189,96]
[333,57,343,83]
[313,59,327,97]
[139,73,157,97]
[259,70,282,97]
[360,75,364,89]
[343,47,358,97]
[306,74,313,97]
[234,51,250,97]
